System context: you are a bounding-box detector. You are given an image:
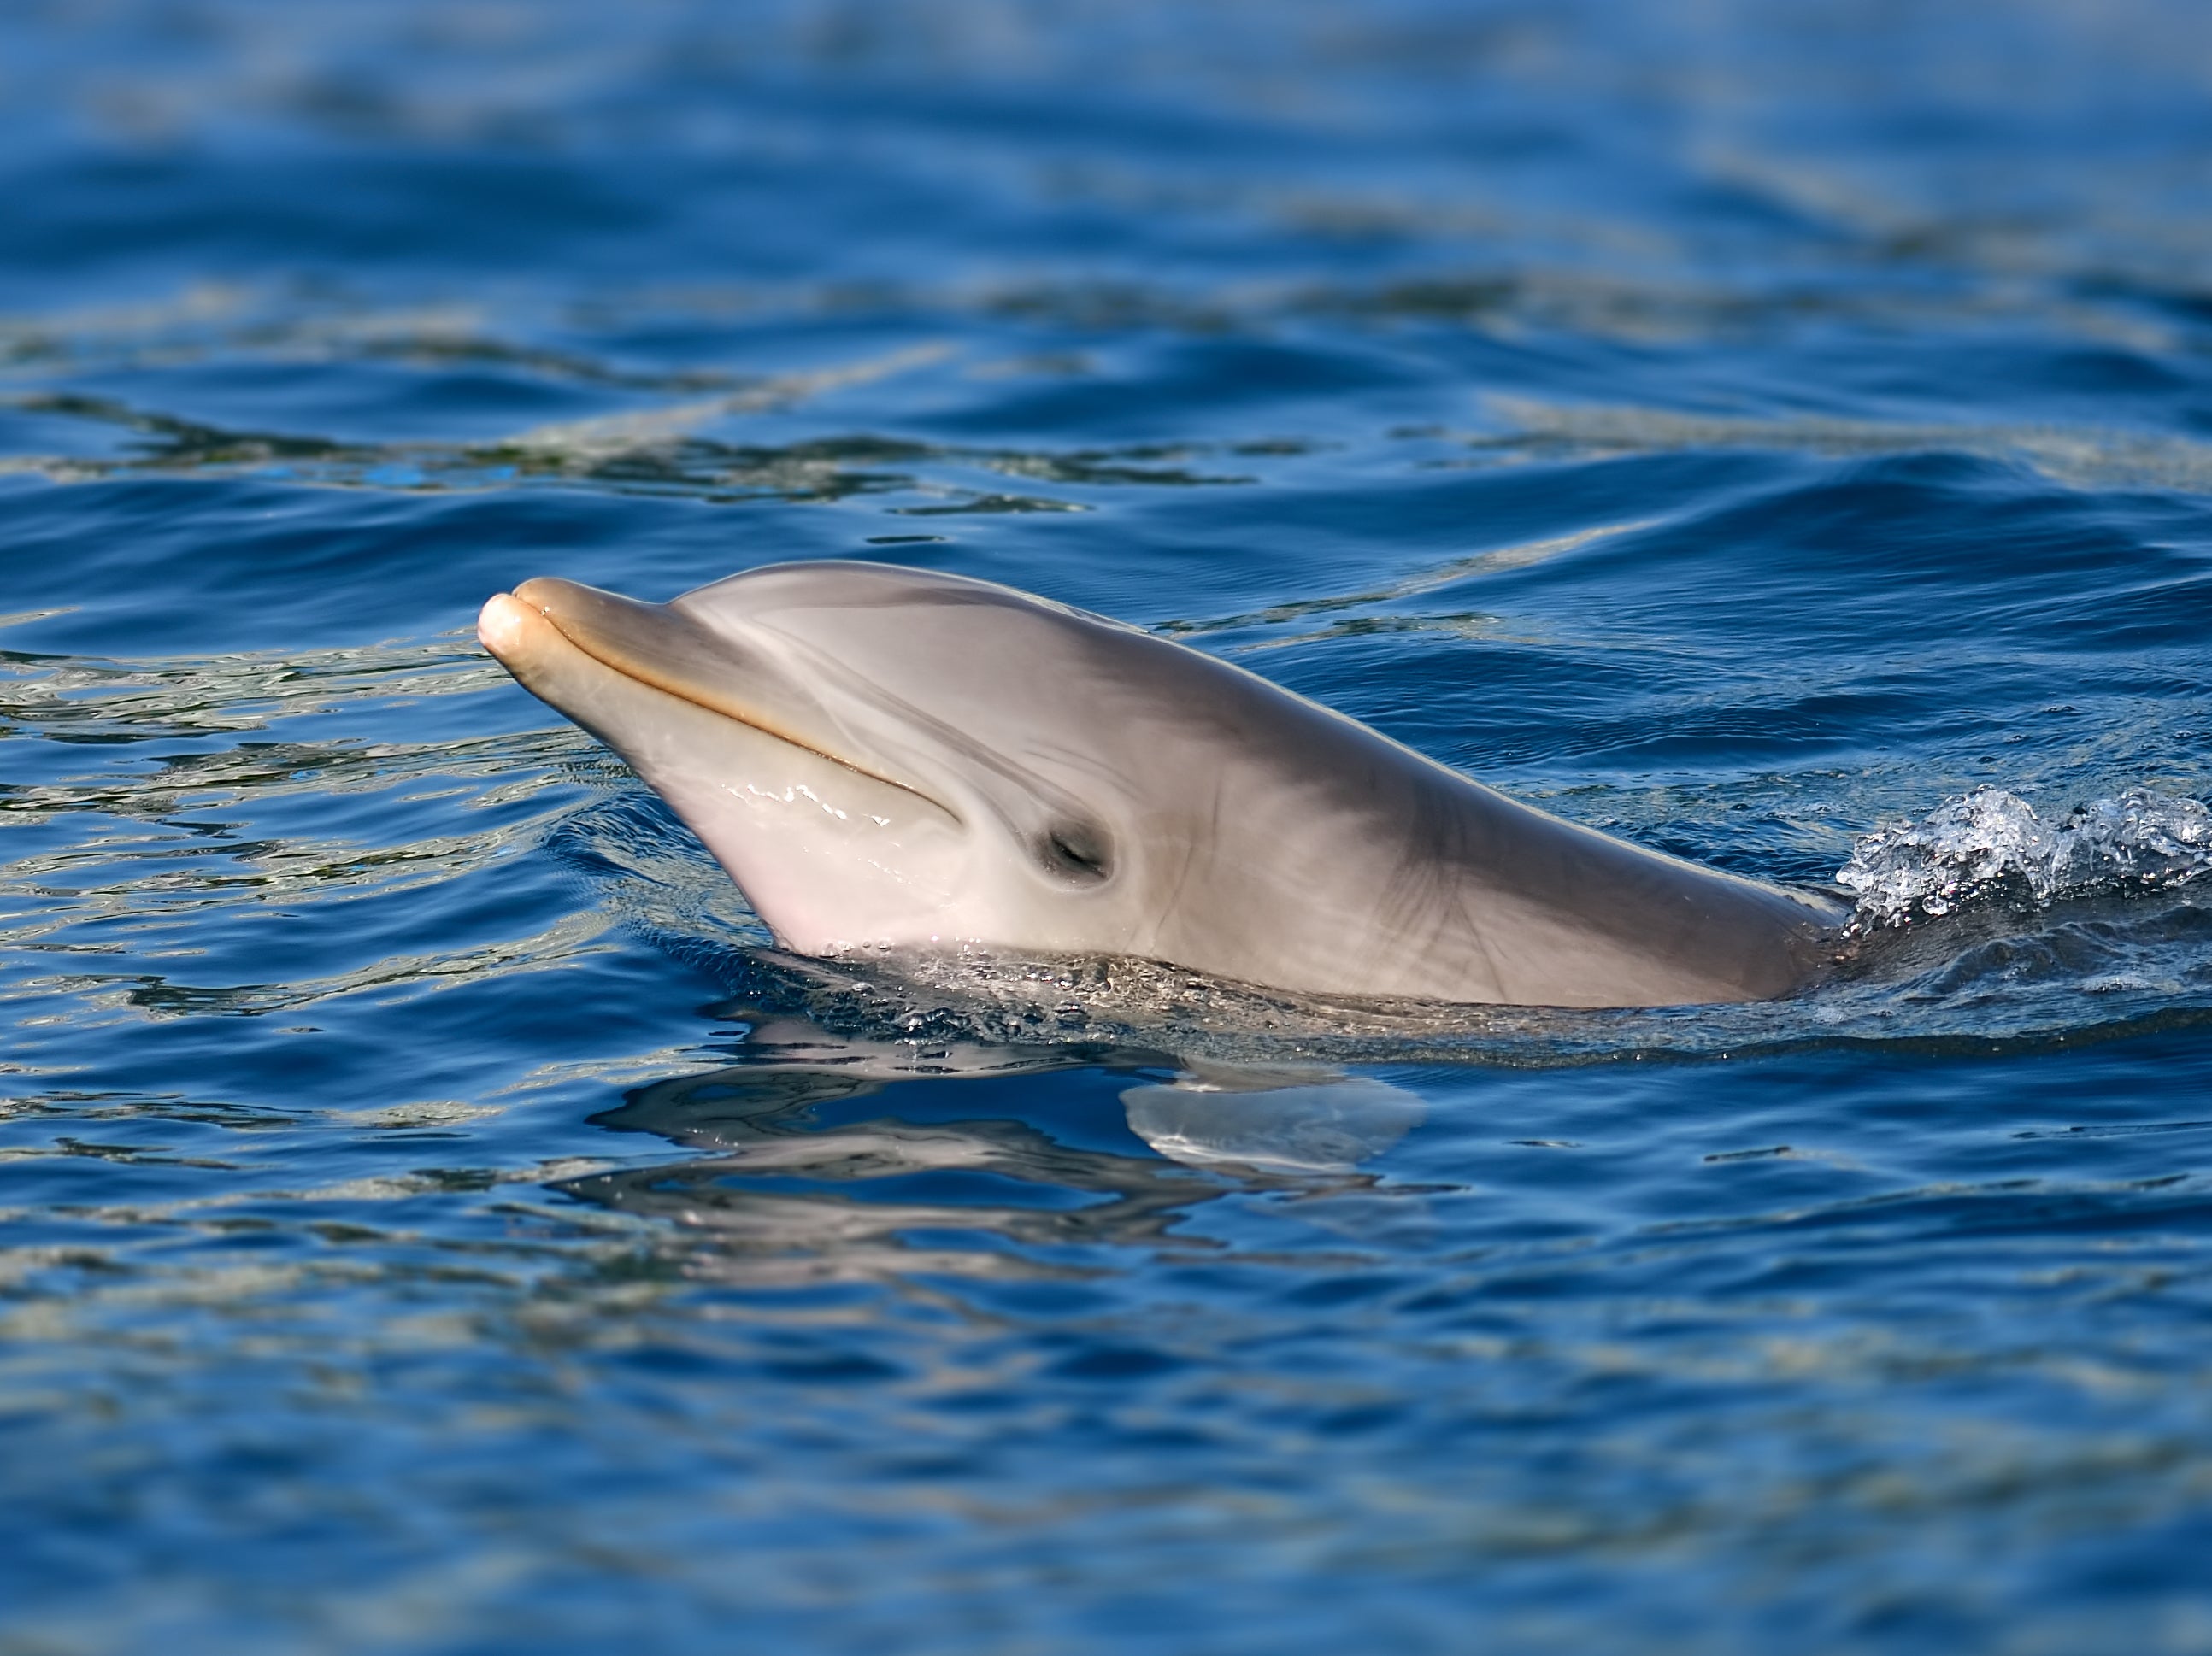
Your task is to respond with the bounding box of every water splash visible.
[1838,786,2212,927]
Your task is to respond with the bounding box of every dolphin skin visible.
[478,561,1844,1007]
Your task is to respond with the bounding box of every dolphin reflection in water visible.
[479,561,1844,1008]
[557,1013,1427,1282]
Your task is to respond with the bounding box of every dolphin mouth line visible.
[512,590,958,821]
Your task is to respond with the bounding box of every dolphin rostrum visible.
[477,561,1844,1007]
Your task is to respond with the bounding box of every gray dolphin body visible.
[478,561,1844,1007]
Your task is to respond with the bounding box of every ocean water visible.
[6,3,2212,1650]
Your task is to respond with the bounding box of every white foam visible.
[1838,785,2212,927]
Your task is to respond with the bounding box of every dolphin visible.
[476,561,1844,1007]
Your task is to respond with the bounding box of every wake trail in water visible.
[1838,785,2212,927]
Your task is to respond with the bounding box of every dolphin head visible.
[478,561,1372,974]
[480,560,1844,1007]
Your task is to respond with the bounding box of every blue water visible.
[7,3,2212,1650]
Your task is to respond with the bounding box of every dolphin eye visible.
[1041,823,1113,883]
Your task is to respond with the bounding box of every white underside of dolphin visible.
[477,561,1844,1008]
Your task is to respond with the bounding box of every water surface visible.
[5,3,2212,1651]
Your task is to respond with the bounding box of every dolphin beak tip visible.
[477,590,537,661]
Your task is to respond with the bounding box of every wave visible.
[1838,786,2212,927]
